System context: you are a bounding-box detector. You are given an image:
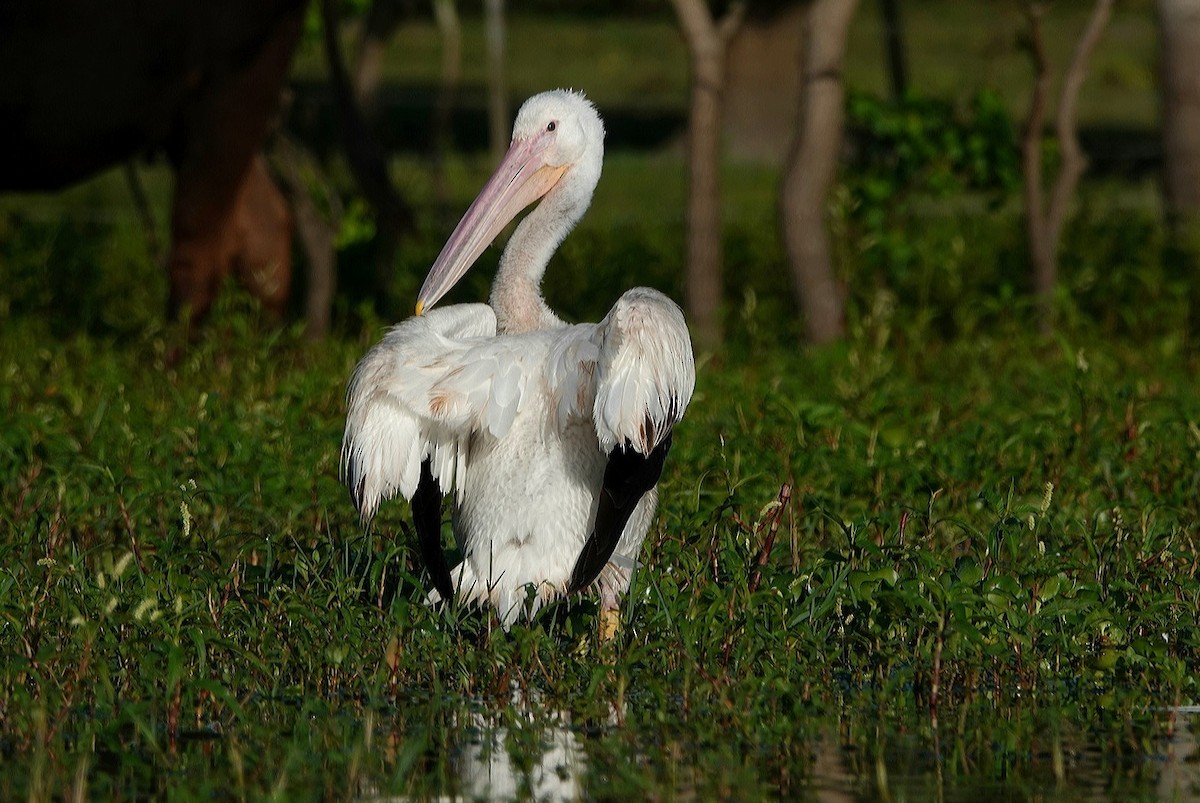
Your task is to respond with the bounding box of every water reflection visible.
[1157,706,1198,802]
[363,697,1196,801]
[802,707,1199,803]
[808,734,857,803]
[436,691,595,801]
[455,693,585,803]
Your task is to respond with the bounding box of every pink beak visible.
[416,131,567,315]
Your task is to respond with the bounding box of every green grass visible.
[2,182,1197,798]
[0,7,1189,793]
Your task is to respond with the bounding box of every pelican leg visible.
[598,608,621,644]
[567,432,673,596]
[413,458,455,602]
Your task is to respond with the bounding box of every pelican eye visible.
[546,121,556,132]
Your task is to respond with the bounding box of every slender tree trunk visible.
[781,0,857,345]
[1158,0,1200,216]
[1022,0,1113,333]
[669,0,745,349]
[431,0,462,220]
[1156,0,1200,341]
[1022,3,1056,321]
[484,0,508,163]
[878,0,908,100]
[321,0,413,304]
[353,0,407,116]
[275,134,340,340]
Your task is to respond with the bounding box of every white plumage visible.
[342,90,695,625]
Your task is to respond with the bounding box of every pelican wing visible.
[343,289,694,539]
[586,287,696,455]
[412,458,454,601]
[342,303,527,523]
[568,433,672,595]
[551,288,696,594]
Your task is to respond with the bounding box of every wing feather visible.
[341,304,501,523]
[343,289,695,527]
[589,288,696,455]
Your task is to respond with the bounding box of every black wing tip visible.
[567,433,675,595]
[413,459,455,602]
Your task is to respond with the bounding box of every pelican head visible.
[415,89,605,315]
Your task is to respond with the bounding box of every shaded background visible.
[1,0,1187,352]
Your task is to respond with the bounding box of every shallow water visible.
[336,696,1190,801]
[391,702,1198,802]
[31,694,1195,799]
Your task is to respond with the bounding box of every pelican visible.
[341,89,695,627]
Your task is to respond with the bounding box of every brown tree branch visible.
[1022,0,1113,332]
[1047,0,1114,249]
[1022,2,1050,268]
[670,0,715,57]
[717,2,747,44]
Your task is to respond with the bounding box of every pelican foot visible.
[598,607,621,645]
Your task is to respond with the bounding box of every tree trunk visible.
[1022,0,1113,333]
[1158,0,1200,217]
[352,0,407,116]
[669,0,745,349]
[321,0,413,305]
[484,0,508,163]
[432,0,462,221]
[275,134,340,340]
[1021,3,1057,325]
[780,0,857,345]
[1158,0,1200,342]
[879,0,908,100]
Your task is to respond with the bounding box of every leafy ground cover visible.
[0,10,1192,789]
[2,192,1197,798]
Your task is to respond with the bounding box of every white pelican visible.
[341,89,695,626]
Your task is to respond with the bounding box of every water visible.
[396,696,1200,796]
[386,701,1198,802]
[38,693,1194,799]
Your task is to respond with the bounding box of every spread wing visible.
[341,288,695,595]
[341,303,508,524]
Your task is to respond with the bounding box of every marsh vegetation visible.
[2,6,1197,800]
